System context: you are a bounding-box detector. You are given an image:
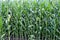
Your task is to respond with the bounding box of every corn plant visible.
[0,0,60,40]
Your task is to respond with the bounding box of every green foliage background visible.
[0,0,60,40]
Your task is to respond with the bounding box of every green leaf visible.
[0,16,3,29]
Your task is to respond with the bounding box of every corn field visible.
[0,0,60,40]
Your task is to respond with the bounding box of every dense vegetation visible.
[0,0,60,40]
